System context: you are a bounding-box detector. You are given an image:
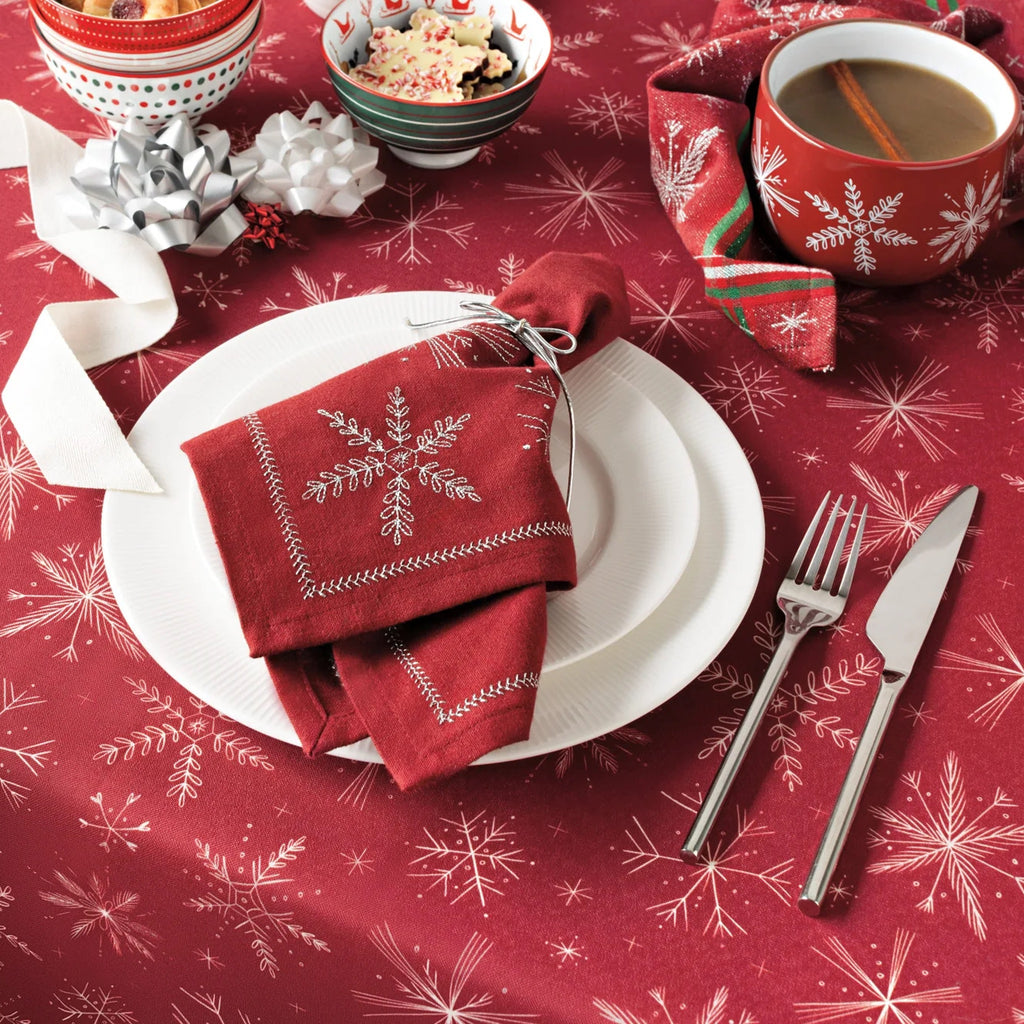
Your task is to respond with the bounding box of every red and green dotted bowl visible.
[321,0,552,169]
[33,8,261,126]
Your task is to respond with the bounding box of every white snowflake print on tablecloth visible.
[0,541,142,662]
[88,328,201,404]
[0,411,67,544]
[52,983,137,1023]
[185,835,329,978]
[180,271,242,311]
[0,677,52,810]
[352,924,537,1022]
[700,358,788,425]
[526,726,652,781]
[258,266,387,315]
[39,869,160,959]
[827,359,983,461]
[650,121,721,225]
[259,268,380,314]
[78,792,150,853]
[794,929,962,1022]
[804,178,917,276]
[628,278,719,356]
[506,152,649,245]
[927,263,1024,353]
[938,614,1024,729]
[303,387,480,547]
[596,985,755,1024]
[95,677,273,807]
[835,287,881,346]
[351,181,473,265]
[410,810,525,908]
[337,761,385,810]
[569,89,646,141]
[850,466,963,572]
[867,752,1024,942]
[630,19,705,64]
[700,652,880,792]
[9,213,95,284]
[241,30,287,85]
[551,30,601,77]
[0,883,42,967]
[929,173,1001,264]
[623,800,793,937]
[170,989,258,1024]
[752,119,799,221]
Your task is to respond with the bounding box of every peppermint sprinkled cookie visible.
[347,10,514,102]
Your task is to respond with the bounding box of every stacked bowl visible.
[30,0,262,125]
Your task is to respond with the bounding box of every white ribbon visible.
[407,301,580,508]
[239,102,385,217]
[0,101,178,493]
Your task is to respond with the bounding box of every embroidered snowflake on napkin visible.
[303,386,481,545]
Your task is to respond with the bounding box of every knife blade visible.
[798,484,978,916]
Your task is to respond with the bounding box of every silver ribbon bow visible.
[70,114,258,256]
[409,300,579,508]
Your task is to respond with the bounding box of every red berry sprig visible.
[242,202,285,250]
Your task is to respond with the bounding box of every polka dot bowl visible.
[321,0,552,169]
[32,7,261,126]
[35,0,251,54]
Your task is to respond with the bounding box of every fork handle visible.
[798,674,903,915]
[680,629,803,863]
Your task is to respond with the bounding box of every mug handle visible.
[1002,192,1024,227]
[1002,114,1024,226]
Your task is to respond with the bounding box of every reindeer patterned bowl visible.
[321,0,552,169]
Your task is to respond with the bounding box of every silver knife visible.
[798,484,979,916]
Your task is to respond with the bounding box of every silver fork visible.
[680,492,867,864]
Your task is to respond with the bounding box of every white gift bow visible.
[240,102,385,217]
[0,101,176,493]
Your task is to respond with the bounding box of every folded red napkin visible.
[647,0,1020,372]
[182,252,629,788]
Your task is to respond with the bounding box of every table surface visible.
[3,1,1024,1020]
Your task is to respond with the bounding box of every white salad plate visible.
[102,292,764,763]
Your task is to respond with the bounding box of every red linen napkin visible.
[647,0,1022,372]
[182,252,629,788]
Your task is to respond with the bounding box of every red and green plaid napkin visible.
[647,0,1020,372]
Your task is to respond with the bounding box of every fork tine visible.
[786,491,830,581]
[821,497,857,594]
[836,504,868,598]
[800,494,843,586]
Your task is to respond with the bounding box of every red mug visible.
[753,19,1024,286]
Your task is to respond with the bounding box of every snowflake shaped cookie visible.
[304,386,481,545]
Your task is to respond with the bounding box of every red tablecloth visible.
[3,0,1024,1020]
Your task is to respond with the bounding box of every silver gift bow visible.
[71,114,257,256]
[408,301,579,508]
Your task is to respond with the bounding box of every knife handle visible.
[798,675,902,915]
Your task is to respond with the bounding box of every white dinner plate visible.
[185,329,700,672]
[102,293,765,763]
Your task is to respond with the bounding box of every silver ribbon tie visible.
[409,301,579,508]
[71,114,258,256]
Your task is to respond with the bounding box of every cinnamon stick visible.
[826,59,911,162]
